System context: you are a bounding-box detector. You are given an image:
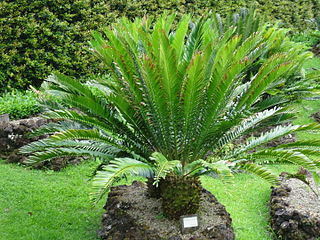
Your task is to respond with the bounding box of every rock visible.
[311,112,320,123]
[312,43,320,57]
[0,117,49,156]
[98,181,235,240]
[0,114,9,128]
[0,116,82,170]
[270,171,320,240]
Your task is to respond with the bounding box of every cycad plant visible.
[21,14,320,219]
[214,8,320,101]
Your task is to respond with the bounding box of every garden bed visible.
[270,171,320,240]
[98,181,235,240]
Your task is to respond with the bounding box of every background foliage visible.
[0,0,319,92]
[107,0,320,30]
[0,91,41,120]
[0,0,107,91]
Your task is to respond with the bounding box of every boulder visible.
[311,112,320,123]
[0,117,50,158]
[98,181,235,240]
[270,172,320,240]
[312,43,320,56]
[0,116,82,170]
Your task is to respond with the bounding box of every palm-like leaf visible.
[151,152,180,186]
[91,158,153,203]
[237,163,278,184]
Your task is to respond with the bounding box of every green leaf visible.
[91,158,153,203]
[151,152,180,186]
[237,163,278,185]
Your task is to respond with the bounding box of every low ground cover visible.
[0,90,41,120]
[0,160,103,240]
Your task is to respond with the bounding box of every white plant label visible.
[182,216,199,228]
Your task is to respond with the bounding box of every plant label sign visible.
[180,215,199,234]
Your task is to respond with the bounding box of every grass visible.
[0,58,319,239]
[202,165,298,240]
[0,161,104,240]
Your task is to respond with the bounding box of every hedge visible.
[0,0,107,91]
[0,0,319,92]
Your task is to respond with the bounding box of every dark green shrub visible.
[1,0,319,92]
[0,0,108,91]
[106,0,320,31]
[0,91,41,120]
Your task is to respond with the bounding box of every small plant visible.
[0,90,41,120]
[291,30,320,47]
[21,13,320,219]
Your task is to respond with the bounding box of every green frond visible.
[151,152,180,186]
[43,110,121,139]
[25,147,113,165]
[201,160,234,181]
[182,17,205,63]
[237,163,278,184]
[233,125,300,155]
[274,140,320,150]
[21,138,118,156]
[22,128,147,162]
[29,121,84,138]
[236,55,295,110]
[243,149,317,171]
[172,15,190,60]
[215,107,281,148]
[252,95,289,112]
[91,158,153,203]
[183,160,205,176]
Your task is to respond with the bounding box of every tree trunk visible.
[159,174,202,219]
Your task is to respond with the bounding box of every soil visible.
[98,181,235,240]
[270,171,320,240]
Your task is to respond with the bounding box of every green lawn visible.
[0,58,319,239]
[0,161,104,240]
[0,161,301,240]
[202,165,298,240]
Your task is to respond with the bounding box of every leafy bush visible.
[106,0,320,31]
[1,0,319,92]
[0,91,41,120]
[291,31,320,47]
[21,13,320,218]
[0,0,108,91]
